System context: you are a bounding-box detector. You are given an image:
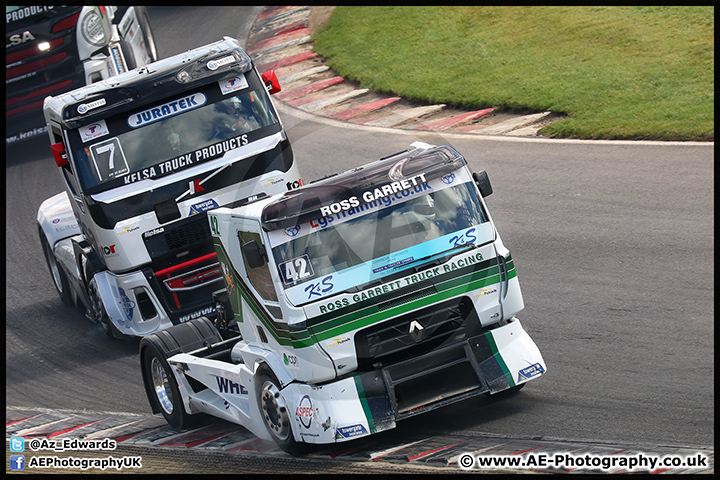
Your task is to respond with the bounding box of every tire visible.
[141,342,193,429]
[140,318,222,428]
[119,39,137,71]
[38,226,73,307]
[86,275,126,340]
[255,366,309,455]
[137,9,158,63]
[118,8,156,71]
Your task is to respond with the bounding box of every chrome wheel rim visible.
[87,278,109,331]
[151,357,174,415]
[42,238,64,293]
[260,380,290,441]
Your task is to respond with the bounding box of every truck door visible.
[234,222,289,345]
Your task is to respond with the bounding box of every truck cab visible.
[37,37,301,337]
[6,5,156,145]
[140,142,546,454]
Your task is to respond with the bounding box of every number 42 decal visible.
[279,255,315,285]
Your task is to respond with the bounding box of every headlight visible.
[80,10,106,46]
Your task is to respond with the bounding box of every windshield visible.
[66,73,280,194]
[268,168,494,306]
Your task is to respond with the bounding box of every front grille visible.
[143,213,215,271]
[385,342,483,417]
[355,296,481,370]
[141,213,220,321]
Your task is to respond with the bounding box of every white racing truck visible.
[37,37,302,338]
[139,142,547,454]
[6,5,158,144]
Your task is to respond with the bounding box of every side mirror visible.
[261,70,281,95]
[51,142,69,167]
[242,239,266,268]
[473,171,493,197]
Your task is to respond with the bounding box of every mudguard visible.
[37,192,81,250]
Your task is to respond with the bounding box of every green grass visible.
[312,6,714,141]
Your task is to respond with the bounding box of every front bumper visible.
[93,264,221,337]
[284,317,546,444]
[93,270,175,337]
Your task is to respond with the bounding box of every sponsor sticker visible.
[81,120,109,143]
[122,133,248,186]
[77,98,106,114]
[325,337,351,348]
[283,353,299,367]
[221,262,234,292]
[284,225,301,238]
[517,363,545,382]
[441,172,456,185]
[318,173,428,218]
[178,306,215,323]
[116,225,140,236]
[109,285,131,327]
[143,227,164,239]
[261,177,284,189]
[6,5,54,23]
[188,199,219,216]
[118,288,135,323]
[335,424,369,439]
[295,395,313,428]
[127,93,207,128]
[207,55,236,71]
[215,376,248,395]
[372,257,414,274]
[473,287,498,299]
[219,75,248,94]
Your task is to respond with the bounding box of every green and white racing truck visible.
[37,37,301,338]
[140,141,547,454]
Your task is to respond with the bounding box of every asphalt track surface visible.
[5,6,714,474]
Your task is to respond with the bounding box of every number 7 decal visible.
[96,142,116,169]
[89,138,129,181]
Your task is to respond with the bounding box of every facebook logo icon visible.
[10,454,25,471]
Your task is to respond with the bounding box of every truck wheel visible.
[87,276,125,340]
[137,9,158,62]
[38,227,73,307]
[139,318,221,429]
[256,367,308,455]
[141,342,192,429]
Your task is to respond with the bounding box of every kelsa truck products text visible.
[139,142,547,455]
